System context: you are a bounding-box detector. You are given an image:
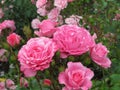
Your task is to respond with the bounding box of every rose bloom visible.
[65,15,82,25]
[43,79,51,86]
[54,0,68,9]
[20,77,29,88]
[31,18,41,29]
[58,62,94,90]
[18,37,57,77]
[53,25,95,58]
[36,0,47,8]
[7,33,21,47]
[6,79,16,90]
[48,7,61,22]
[0,20,16,34]
[0,49,7,62]
[0,82,6,90]
[34,19,57,37]
[37,6,48,16]
[90,43,111,68]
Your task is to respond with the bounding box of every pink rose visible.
[48,7,61,22]
[58,62,94,90]
[54,0,68,9]
[34,19,57,37]
[43,79,51,86]
[0,20,16,34]
[20,77,29,88]
[36,0,47,8]
[31,18,41,29]
[7,33,21,47]
[18,37,57,77]
[65,15,82,25]
[53,25,95,58]
[0,49,7,62]
[37,6,48,16]
[0,82,6,90]
[90,43,111,68]
[6,79,16,90]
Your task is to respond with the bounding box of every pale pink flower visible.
[31,18,41,29]
[54,0,68,9]
[53,25,95,58]
[34,19,57,37]
[37,6,48,16]
[0,20,16,34]
[113,13,120,21]
[65,15,82,25]
[0,8,4,19]
[7,33,21,47]
[58,62,94,90]
[31,0,36,4]
[20,77,29,88]
[57,15,63,25]
[18,37,58,77]
[48,7,61,22]
[0,49,7,62]
[36,0,47,8]
[43,79,51,86]
[6,79,16,90]
[0,82,6,90]
[90,43,111,68]
[0,49,6,57]
[2,20,16,31]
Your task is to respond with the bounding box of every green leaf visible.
[110,74,120,84]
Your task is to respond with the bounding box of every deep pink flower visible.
[7,33,21,47]
[36,0,47,8]
[90,43,111,68]
[6,79,16,90]
[20,77,29,88]
[18,37,57,77]
[34,19,57,37]
[58,62,94,90]
[43,79,51,86]
[31,18,41,29]
[53,25,95,58]
[54,0,68,9]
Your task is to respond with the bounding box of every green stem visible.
[35,74,42,90]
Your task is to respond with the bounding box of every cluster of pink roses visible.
[18,24,111,90]
[0,0,112,90]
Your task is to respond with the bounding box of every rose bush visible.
[0,0,118,89]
